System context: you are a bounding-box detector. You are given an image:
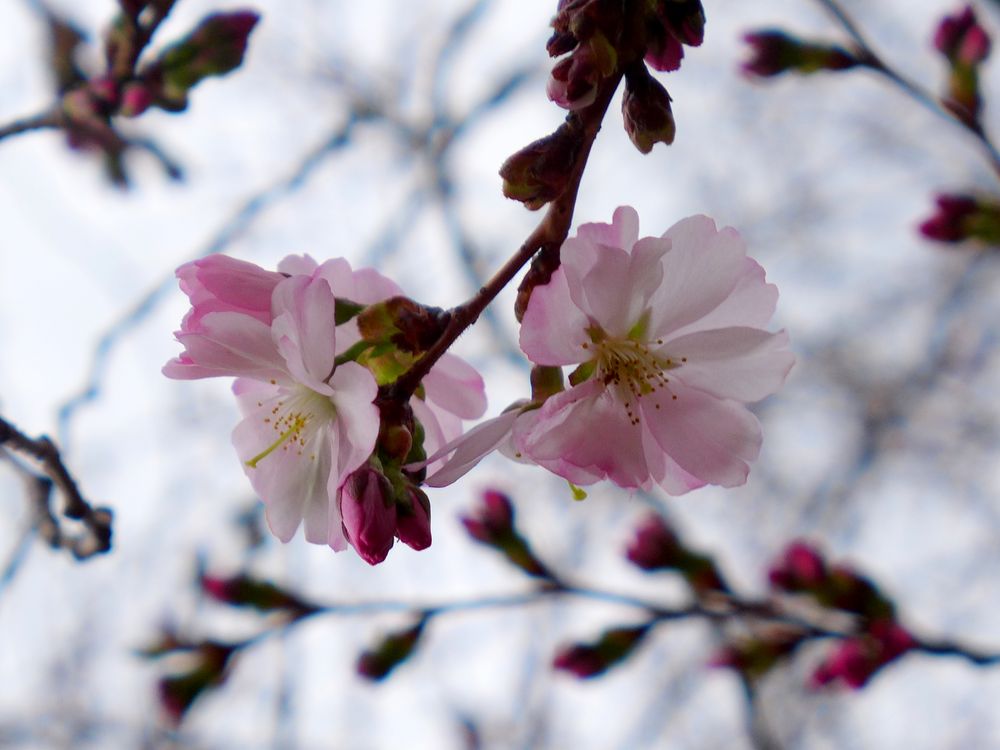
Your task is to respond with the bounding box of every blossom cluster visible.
[165,207,793,564]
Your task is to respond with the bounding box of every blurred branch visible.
[0,110,61,141]
[815,0,1000,176]
[0,416,112,561]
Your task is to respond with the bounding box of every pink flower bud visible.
[89,76,120,109]
[120,81,153,117]
[625,514,680,571]
[768,540,826,590]
[395,487,432,551]
[935,6,991,65]
[340,467,397,565]
[741,30,857,78]
[919,193,979,242]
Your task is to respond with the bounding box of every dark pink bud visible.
[341,467,397,565]
[395,487,432,551]
[625,514,680,570]
[553,645,607,677]
[769,540,826,590]
[89,77,120,109]
[935,6,991,64]
[741,30,857,78]
[119,81,153,117]
[870,619,917,661]
[553,625,650,679]
[919,193,979,242]
[811,638,873,689]
[645,27,684,72]
[654,0,706,48]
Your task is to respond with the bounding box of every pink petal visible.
[423,353,487,420]
[277,254,319,276]
[178,255,281,322]
[519,379,652,488]
[519,267,591,366]
[271,275,338,392]
[326,362,380,489]
[423,408,524,487]
[164,312,286,381]
[665,257,779,338]
[575,205,640,251]
[639,383,762,488]
[231,393,333,543]
[647,217,750,339]
[663,328,795,402]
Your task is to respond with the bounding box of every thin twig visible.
[0,110,61,141]
[815,0,1000,177]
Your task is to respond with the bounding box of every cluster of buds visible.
[625,513,728,596]
[41,3,257,184]
[768,541,916,689]
[934,5,992,126]
[919,193,1000,245]
[741,30,858,78]
[502,1,704,209]
[459,490,551,578]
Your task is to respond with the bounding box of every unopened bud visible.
[741,30,858,78]
[625,514,681,570]
[357,618,426,681]
[119,81,153,116]
[653,0,705,48]
[553,624,650,678]
[530,365,565,401]
[341,466,397,566]
[395,486,432,551]
[935,6,991,65]
[622,65,675,154]
[500,122,583,209]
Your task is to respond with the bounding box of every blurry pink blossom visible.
[516,206,794,493]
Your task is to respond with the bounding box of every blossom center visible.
[584,330,684,425]
[246,385,336,468]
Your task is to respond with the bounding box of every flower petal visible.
[326,362,380,489]
[519,267,591,366]
[164,312,286,381]
[423,353,488,420]
[640,383,762,488]
[664,328,794,402]
[647,217,750,338]
[519,379,652,488]
[271,275,338,391]
[422,408,524,487]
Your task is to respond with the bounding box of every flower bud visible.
[395,486,432,551]
[119,81,153,117]
[625,514,681,571]
[199,572,315,615]
[357,618,426,681]
[500,122,584,209]
[530,365,565,401]
[644,25,684,72]
[768,540,827,591]
[340,466,397,565]
[553,624,650,678]
[935,6,991,65]
[653,0,706,48]
[357,296,449,354]
[460,490,550,578]
[546,31,617,110]
[622,65,675,154]
[741,30,858,78]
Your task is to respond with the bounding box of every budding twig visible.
[815,0,1000,177]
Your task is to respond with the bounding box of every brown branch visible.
[0,416,112,559]
[387,71,623,400]
[815,0,1000,178]
[0,110,61,141]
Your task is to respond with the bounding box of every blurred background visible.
[2,0,1000,747]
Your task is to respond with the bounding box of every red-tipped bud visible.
[341,467,397,565]
[460,490,550,578]
[768,540,827,591]
[395,487,432,551]
[119,81,154,117]
[357,618,426,681]
[625,514,681,571]
[741,30,858,78]
[645,25,684,72]
[653,0,706,48]
[622,65,676,154]
[546,31,617,110]
[935,6,991,65]
[553,624,650,678]
[199,573,315,615]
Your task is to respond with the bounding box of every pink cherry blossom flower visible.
[165,260,381,549]
[275,255,487,473]
[516,206,794,494]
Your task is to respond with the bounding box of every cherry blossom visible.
[515,206,794,494]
